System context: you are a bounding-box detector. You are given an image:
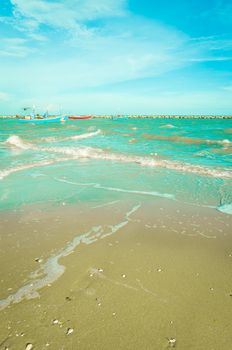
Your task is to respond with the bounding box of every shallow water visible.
[0,118,231,212]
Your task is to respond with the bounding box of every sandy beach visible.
[1,0,232,348]
[0,199,232,350]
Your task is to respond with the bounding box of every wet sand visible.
[0,199,232,349]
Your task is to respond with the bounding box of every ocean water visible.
[1,117,232,349]
[0,118,232,213]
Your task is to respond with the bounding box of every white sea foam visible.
[207,138,231,146]
[159,124,178,129]
[4,135,232,180]
[92,200,120,209]
[53,179,232,217]
[0,158,69,180]
[53,177,175,199]
[64,129,101,141]
[40,145,103,158]
[217,203,232,215]
[52,148,231,179]
[40,136,57,142]
[41,129,101,142]
[221,139,231,145]
[94,184,175,199]
[5,135,30,150]
[0,204,140,310]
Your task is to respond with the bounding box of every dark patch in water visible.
[143,134,231,146]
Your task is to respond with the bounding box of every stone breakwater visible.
[91,115,232,119]
[0,114,232,119]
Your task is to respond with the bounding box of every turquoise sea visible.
[0,118,232,214]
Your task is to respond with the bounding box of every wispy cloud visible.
[0,1,191,97]
[4,0,232,65]
[0,7,194,88]
[0,0,232,114]
[10,0,128,37]
[186,35,232,64]
[0,37,36,57]
[190,56,232,62]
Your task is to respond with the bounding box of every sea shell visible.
[168,338,176,347]
[66,328,74,335]
[25,343,33,350]
[52,319,59,325]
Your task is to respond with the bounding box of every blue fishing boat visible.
[18,115,68,123]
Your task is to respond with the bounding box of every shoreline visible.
[0,114,232,119]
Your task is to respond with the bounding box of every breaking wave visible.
[41,129,101,142]
[3,135,232,180]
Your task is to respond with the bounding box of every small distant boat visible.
[112,115,129,120]
[69,115,92,120]
[18,116,68,124]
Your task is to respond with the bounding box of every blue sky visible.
[0,0,232,115]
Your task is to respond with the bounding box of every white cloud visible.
[1,0,231,114]
[190,56,232,62]
[186,36,232,64]
[0,37,36,57]
[11,0,127,36]
[190,37,232,51]
[0,16,192,93]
